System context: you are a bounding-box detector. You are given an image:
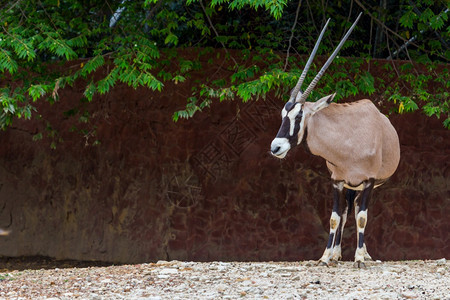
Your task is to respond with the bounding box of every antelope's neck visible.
[304,109,343,166]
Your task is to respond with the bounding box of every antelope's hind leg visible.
[353,179,375,268]
[318,182,346,266]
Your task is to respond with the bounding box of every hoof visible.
[364,255,373,261]
[353,261,366,269]
[328,260,339,267]
[331,256,342,262]
[317,261,329,267]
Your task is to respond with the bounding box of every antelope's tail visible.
[345,189,357,213]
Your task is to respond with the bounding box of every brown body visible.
[305,100,400,188]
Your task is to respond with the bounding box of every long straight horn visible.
[289,18,331,103]
[297,12,363,103]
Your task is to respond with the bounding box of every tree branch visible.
[199,0,238,67]
[284,0,303,71]
[353,0,411,44]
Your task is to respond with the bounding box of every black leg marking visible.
[358,232,364,249]
[354,179,375,268]
[326,233,335,249]
[346,189,356,212]
[319,181,347,265]
[335,189,356,248]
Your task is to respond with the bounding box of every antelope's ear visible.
[311,93,336,114]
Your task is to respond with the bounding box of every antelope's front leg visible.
[354,179,375,268]
[331,189,357,262]
[319,182,344,266]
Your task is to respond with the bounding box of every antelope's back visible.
[377,104,400,180]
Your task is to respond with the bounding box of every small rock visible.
[217,284,228,293]
[274,267,297,273]
[89,293,101,300]
[436,267,445,275]
[436,258,446,266]
[157,274,170,279]
[292,275,301,281]
[101,279,112,284]
[401,290,418,299]
[217,265,228,272]
[370,292,398,300]
[241,279,253,286]
[159,268,178,275]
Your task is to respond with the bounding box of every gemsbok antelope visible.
[270,13,400,268]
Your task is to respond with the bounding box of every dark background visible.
[0,56,448,264]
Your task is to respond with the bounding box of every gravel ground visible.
[0,259,448,299]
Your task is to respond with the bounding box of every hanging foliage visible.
[0,0,448,131]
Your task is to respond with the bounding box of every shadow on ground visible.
[0,256,117,272]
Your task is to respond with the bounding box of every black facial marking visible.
[284,101,294,111]
[275,103,303,145]
[289,109,302,147]
[275,117,291,138]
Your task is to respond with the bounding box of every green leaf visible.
[0,49,18,73]
[83,82,96,101]
[32,132,43,141]
[28,85,48,102]
[164,33,179,45]
[97,67,119,94]
[356,72,375,95]
[173,75,186,84]
[399,10,417,29]
[80,55,105,77]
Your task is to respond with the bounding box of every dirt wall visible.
[0,60,448,263]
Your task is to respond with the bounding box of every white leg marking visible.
[356,210,367,232]
[330,212,341,233]
[354,247,366,263]
[319,212,341,264]
[331,244,342,262]
[363,243,373,261]
[332,206,348,262]
[319,248,333,265]
[355,209,368,264]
